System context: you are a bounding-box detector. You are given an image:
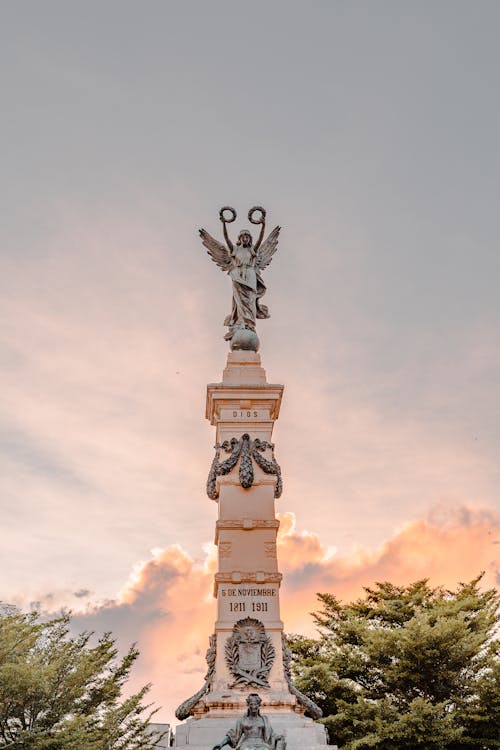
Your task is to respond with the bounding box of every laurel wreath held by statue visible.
[206,434,282,500]
[225,618,275,689]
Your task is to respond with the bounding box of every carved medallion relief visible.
[225,617,275,688]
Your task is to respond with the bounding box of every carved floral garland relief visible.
[207,434,282,500]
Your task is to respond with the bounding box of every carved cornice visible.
[206,383,284,425]
[215,572,282,584]
[218,519,280,530]
[215,518,279,544]
[214,571,282,597]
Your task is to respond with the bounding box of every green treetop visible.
[287,576,499,750]
[0,608,165,749]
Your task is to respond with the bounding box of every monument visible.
[174,207,328,750]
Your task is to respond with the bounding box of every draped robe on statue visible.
[226,714,282,750]
[224,245,269,340]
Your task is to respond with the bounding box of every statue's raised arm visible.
[199,205,280,352]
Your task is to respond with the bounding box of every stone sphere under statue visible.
[231,328,260,352]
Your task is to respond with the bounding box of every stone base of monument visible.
[174,712,329,750]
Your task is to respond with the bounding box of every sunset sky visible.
[1,0,499,726]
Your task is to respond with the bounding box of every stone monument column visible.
[174,354,326,750]
[207,350,286,707]
[174,207,328,750]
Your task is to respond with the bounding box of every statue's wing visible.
[199,229,233,271]
[255,226,280,271]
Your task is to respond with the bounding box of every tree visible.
[287,576,499,749]
[0,608,165,749]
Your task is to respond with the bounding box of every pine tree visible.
[0,609,165,749]
[287,576,499,749]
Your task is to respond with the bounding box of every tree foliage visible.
[287,576,499,749]
[0,609,164,749]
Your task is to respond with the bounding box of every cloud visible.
[0,206,223,602]
[278,506,499,633]
[73,588,91,598]
[52,504,499,726]
[69,543,217,723]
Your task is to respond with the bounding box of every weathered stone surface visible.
[230,328,260,352]
[147,724,171,748]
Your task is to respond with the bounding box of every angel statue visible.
[200,206,280,351]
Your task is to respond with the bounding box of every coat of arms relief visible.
[225,618,275,689]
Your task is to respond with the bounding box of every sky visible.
[1,0,499,726]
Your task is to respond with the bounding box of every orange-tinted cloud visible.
[277,506,499,633]
[68,504,498,726]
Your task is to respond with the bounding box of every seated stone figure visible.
[212,694,286,750]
